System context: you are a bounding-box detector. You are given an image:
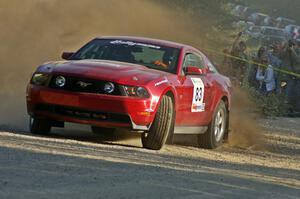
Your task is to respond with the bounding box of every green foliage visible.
[244,86,289,116]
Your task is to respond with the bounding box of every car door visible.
[175,51,213,126]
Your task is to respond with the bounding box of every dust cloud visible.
[0,0,265,149]
[0,0,203,130]
[228,88,265,149]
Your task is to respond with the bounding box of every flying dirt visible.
[0,0,262,148]
[0,0,205,130]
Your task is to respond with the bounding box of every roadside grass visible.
[243,85,289,117]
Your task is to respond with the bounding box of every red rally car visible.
[26,36,232,150]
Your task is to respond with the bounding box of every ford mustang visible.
[26,36,232,150]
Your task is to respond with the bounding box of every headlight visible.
[136,87,149,98]
[104,82,115,94]
[31,73,50,86]
[121,86,150,98]
[55,76,66,88]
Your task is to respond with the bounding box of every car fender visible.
[206,91,229,125]
[147,79,178,115]
[161,86,177,107]
[208,79,232,117]
[156,86,178,114]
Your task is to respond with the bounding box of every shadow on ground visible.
[0,139,299,199]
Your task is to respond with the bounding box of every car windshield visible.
[70,39,180,74]
[264,29,285,37]
[251,26,261,32]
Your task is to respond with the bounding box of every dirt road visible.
[0,118,299,199]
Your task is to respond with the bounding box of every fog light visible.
[137,111,151,116]
[55,76,66,87]
[104,82,115,94]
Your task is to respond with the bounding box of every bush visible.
[245,86,289,116]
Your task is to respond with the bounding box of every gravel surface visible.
[0,118,299,199]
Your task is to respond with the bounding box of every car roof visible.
[261,26,284,31]
[285,24,300,28]
[252,12,268,16]
[96,36,187,49]
[276,17,295,22]
[251,26,261,29]
[235,5,245,9]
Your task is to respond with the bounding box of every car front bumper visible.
[26,85,157,131]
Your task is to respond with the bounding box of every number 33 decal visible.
[191,78,205,112]
[195,87,203,102]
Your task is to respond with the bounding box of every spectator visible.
[256,55,276,94]
[255,65,266,93]
[247,46,267,89]
[231,32,248,83]
[295,39,300,55]
[264,62,276,94]
[268,43,282,92]
[293,41,300,113]
[268,43,282,67]
[279,40,300,113]
[292,28,300,40]
[223,48,232,68]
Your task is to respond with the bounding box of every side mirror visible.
[61,52,74,60]
[185,66,208,75]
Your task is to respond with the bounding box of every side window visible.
[182,53,205,74]
[206,60,218,73]
[201,54,218,73]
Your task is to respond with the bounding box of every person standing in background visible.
[268,43,282,93]
[293,40,300,114]
[279,40,300,114]
[247,46,268,89]
[231,32,248,84]
[256,55,276,94]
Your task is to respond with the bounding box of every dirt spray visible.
[0,0,264,148]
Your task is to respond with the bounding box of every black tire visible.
[142,95,174,150]
[91,126,117,141]
[198,101,228,149]
[29,117,51,135]
[166,108,176,145]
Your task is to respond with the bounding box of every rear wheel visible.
[198,101,228,149]
[142,95,174,150]
[29,117,51,135]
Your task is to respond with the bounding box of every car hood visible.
[37,60,168,85]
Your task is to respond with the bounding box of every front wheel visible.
[198,101,228,149]
[29,117,51,135]
[142,95,174,150]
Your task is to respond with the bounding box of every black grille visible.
[35,104,131,123]
[49,75,121,95]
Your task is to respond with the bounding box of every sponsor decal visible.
[154,79,168,87]
[110,40,161,49]
[191,78,205,112]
